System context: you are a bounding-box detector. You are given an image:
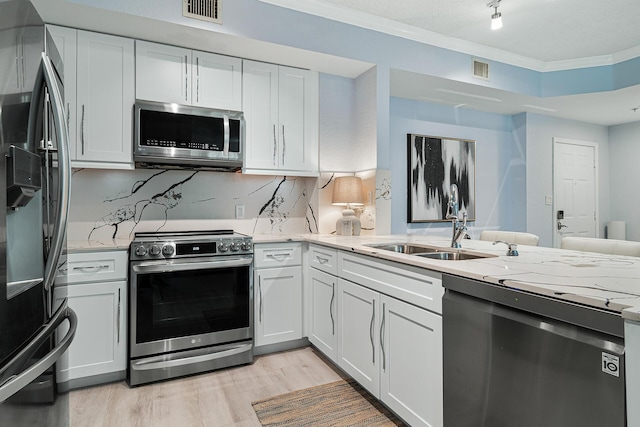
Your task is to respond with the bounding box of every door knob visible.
[557,222,568,231]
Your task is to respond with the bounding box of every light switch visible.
[545,195,552,205]
[235,205,245,219]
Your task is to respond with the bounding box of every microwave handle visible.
[223,115,230,157]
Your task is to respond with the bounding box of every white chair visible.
[560,236,640,257]
[479,230,540,246]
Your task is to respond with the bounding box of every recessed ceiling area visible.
[390,70,640,126]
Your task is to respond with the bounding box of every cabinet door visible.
[255,266,302,347]
[381,295,443,427]
[278,66,318,173]
[337,278,380,397]
[193,51,242,110]
[309,268,337,361]
[242,59,279,171]
[76,31,134,166]
[47,26,77,160]
[54,280,126,384]
[135,41,191,104]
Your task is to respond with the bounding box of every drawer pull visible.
[72,264,110,272]
[266,253,291,261]
[315,256,329,264]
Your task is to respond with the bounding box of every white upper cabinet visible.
[135,41,242,111]
[47,26,134,169]
[242,59,319,176]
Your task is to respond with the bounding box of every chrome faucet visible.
[446,184,468,248]
[493,240,519,256]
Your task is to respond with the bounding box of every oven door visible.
[129,256,253,359]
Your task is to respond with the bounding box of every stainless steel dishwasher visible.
[443,274,626,427]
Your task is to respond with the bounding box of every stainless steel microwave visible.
[133,100,245,171]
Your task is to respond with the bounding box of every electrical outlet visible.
[235,205,245,219]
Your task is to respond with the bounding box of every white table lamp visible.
[332,176,364,236]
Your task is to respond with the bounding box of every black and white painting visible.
[408,134,475,222]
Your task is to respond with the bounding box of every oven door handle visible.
[132,257,253,274]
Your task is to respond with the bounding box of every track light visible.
[488,0,503,30]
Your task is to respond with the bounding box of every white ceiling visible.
[264,0,640,126]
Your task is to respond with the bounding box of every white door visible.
[242,60,279,171]
[553,139,598,247]
[308,268,338,361]
[337,278,380,398]
[380,295,443,427]
[192,51,242,110]
[254,266,302,347]
[54,281,126,383]
[135,41,191,104]
[76,31,134,165]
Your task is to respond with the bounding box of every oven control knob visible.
[230,241,240,252]
[241,241,252,252]
[135,245,148,257]
[149,245,161,256]
[218,242,229,252]
[162,245,174,257]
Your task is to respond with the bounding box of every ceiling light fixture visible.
[488,0,503,30]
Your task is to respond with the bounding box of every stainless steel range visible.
[128,230,253,387]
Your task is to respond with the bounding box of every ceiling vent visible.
[472,59,490,80]
[183,0,222,24]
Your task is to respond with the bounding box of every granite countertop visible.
[66,233,640,321]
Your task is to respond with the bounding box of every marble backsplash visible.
[68,168,319,241]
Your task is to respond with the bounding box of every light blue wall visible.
[525,113,610,246]
[609,121,640,241]
[389,97,526,236]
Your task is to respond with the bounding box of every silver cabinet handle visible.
[369,300,375,365]
[282,124,285,165]
[258,276,263,323]
[272,124,277,166]
[81,104,85,155]
[117,288,121,344]
[184,55,188,102]
[330,282,335,336]
[196,56,200,103]
[266,252,291,262]
[72,264,110,271]
[316,256,329,264]
[380,302,386,371]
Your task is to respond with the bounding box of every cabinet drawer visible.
[254,243,301,268]
[338,252,443,314]
[309,244,338,275]
[56,250,128,285]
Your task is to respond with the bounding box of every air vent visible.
[472,59,489,80]
[183,0,221,24]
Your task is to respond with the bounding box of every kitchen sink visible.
[366,243,496,261]
[366,243,445,254]
[415,252,491,261]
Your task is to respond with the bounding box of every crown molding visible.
[259,0,639,73]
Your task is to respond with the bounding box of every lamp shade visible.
[332,176,364,206]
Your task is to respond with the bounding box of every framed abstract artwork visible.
[407,134,476,223]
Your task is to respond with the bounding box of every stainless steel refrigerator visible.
[0,0,77,423]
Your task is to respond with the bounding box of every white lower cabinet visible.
[380,294,443,427]
[53,280,126,386]
[308,267,338,361]
[254,242,303,348]
[337,278,380,396]
[255,266,302,346]
[53,250,127,390]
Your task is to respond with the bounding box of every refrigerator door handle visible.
[34,53,71,294]
[0,299,77,403]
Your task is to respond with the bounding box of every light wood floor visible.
[68,346,345,427]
